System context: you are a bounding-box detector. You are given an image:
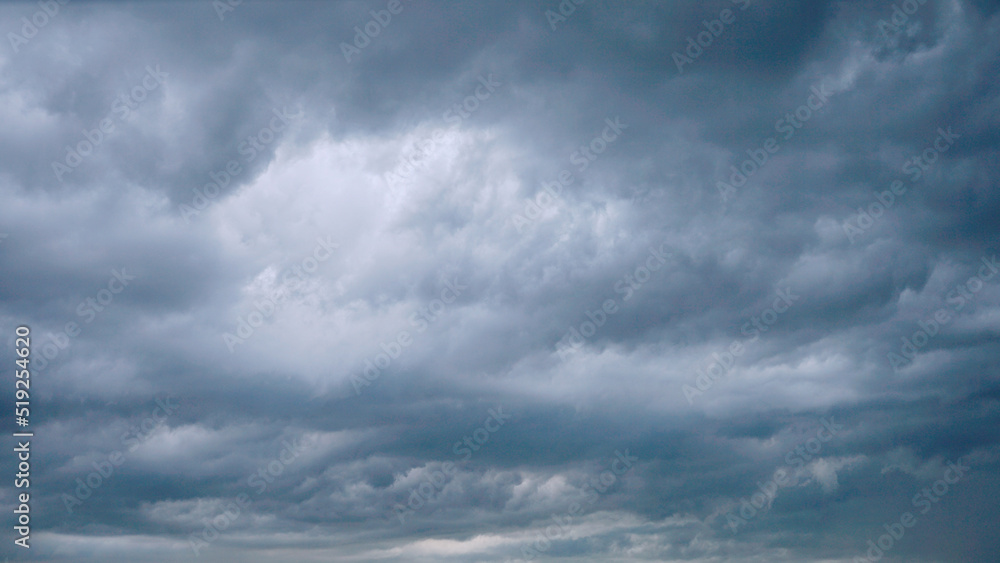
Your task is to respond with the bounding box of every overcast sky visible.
[1,0,999,561]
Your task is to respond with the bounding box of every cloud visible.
[2,0,1000,561]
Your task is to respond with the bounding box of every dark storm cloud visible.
[1,0,999,561]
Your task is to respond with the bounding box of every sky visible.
[1,0,999,561]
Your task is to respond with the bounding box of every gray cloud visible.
[1,0,999,561]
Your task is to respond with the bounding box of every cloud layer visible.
[1,0,999,561]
